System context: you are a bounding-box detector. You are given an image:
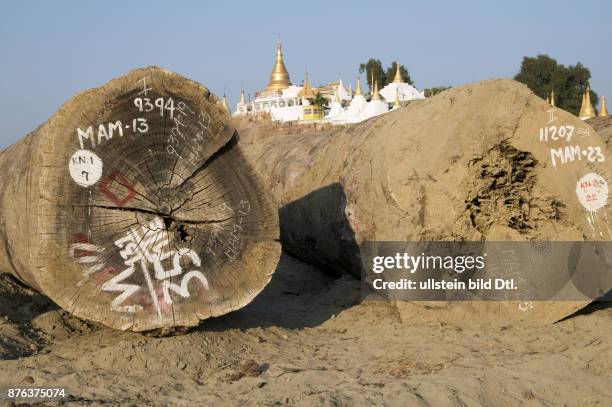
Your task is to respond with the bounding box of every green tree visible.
[310,92,328,107]
[385,62,413,85]
[514,54,598,116]
[359,59,386,94]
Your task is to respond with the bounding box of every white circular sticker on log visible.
[576,172,608,212]
[69,149,103,187]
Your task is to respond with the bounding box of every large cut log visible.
[237,79,612,323]
[587,116,612,145]
[0,67,280,332]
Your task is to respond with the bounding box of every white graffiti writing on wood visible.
[102,217,209,314]
[76,119,148,150]
[538,108,604,169]
[549,145,605,168]
[539,124,575,143]
[101,266,143,313]
[134,97,177,118]
[68,239,105,277]
[204,200,251,260]
[166,102,213,165]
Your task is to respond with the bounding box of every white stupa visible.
[336,79,352,102]
[326,87,344,119]
[338,77,368,123]
[233,89,247,116]
[379,62,425,102]
[358,79,388,121]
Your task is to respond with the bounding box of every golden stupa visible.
[600,96,608,117]
[578,92,586,117]
[298,71,315,99]
[371,77,381,101]
[266,41,292,92]
[355,77,362,96]
[392,62,404,84]
[221,94,229,112]
[579,87,596,119]
[549,89,556,107]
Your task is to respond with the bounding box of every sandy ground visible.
[0,252,611,406]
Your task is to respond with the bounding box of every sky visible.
[0,0,609,148]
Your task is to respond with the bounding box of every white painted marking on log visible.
[68,242,105,277]
[69,149,103,187]
[101,266,143,313]
[107,217,210,313]
[162,270,209,305]
[140,259,162,319]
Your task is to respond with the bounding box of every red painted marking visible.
[71,233,90,244]
[98,171,136,206]
[145,285,170,314]
[70,233,95,258]
[94,266,118,287]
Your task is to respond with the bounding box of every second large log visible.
[238,79,612,322]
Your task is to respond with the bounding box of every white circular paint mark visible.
[576,172,608,212]
[69,149,103,187]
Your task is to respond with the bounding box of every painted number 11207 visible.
[539,125,575,143]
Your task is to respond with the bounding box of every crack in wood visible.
[84,204,236,226]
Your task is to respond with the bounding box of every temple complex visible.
[233,42,425,124]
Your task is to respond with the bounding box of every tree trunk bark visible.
[0,67,281,332]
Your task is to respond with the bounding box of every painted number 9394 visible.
[134,97,176,118]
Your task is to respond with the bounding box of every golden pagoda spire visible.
[266,40,292,92]
[579,91,587,118]
[393,86,401,108]
[371,79,381,101]
[549,88,556,107]
[355,77,362,95]
[583,86,596,119]
[221,94,229,112]
[239,89,246,104]
[299,71,314,99]
[600,96,608,117]
[392,62,404,83]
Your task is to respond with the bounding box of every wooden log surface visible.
[237,79,612,323]
[0,67,281,332]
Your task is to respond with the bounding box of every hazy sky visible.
[0,0,609,148]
